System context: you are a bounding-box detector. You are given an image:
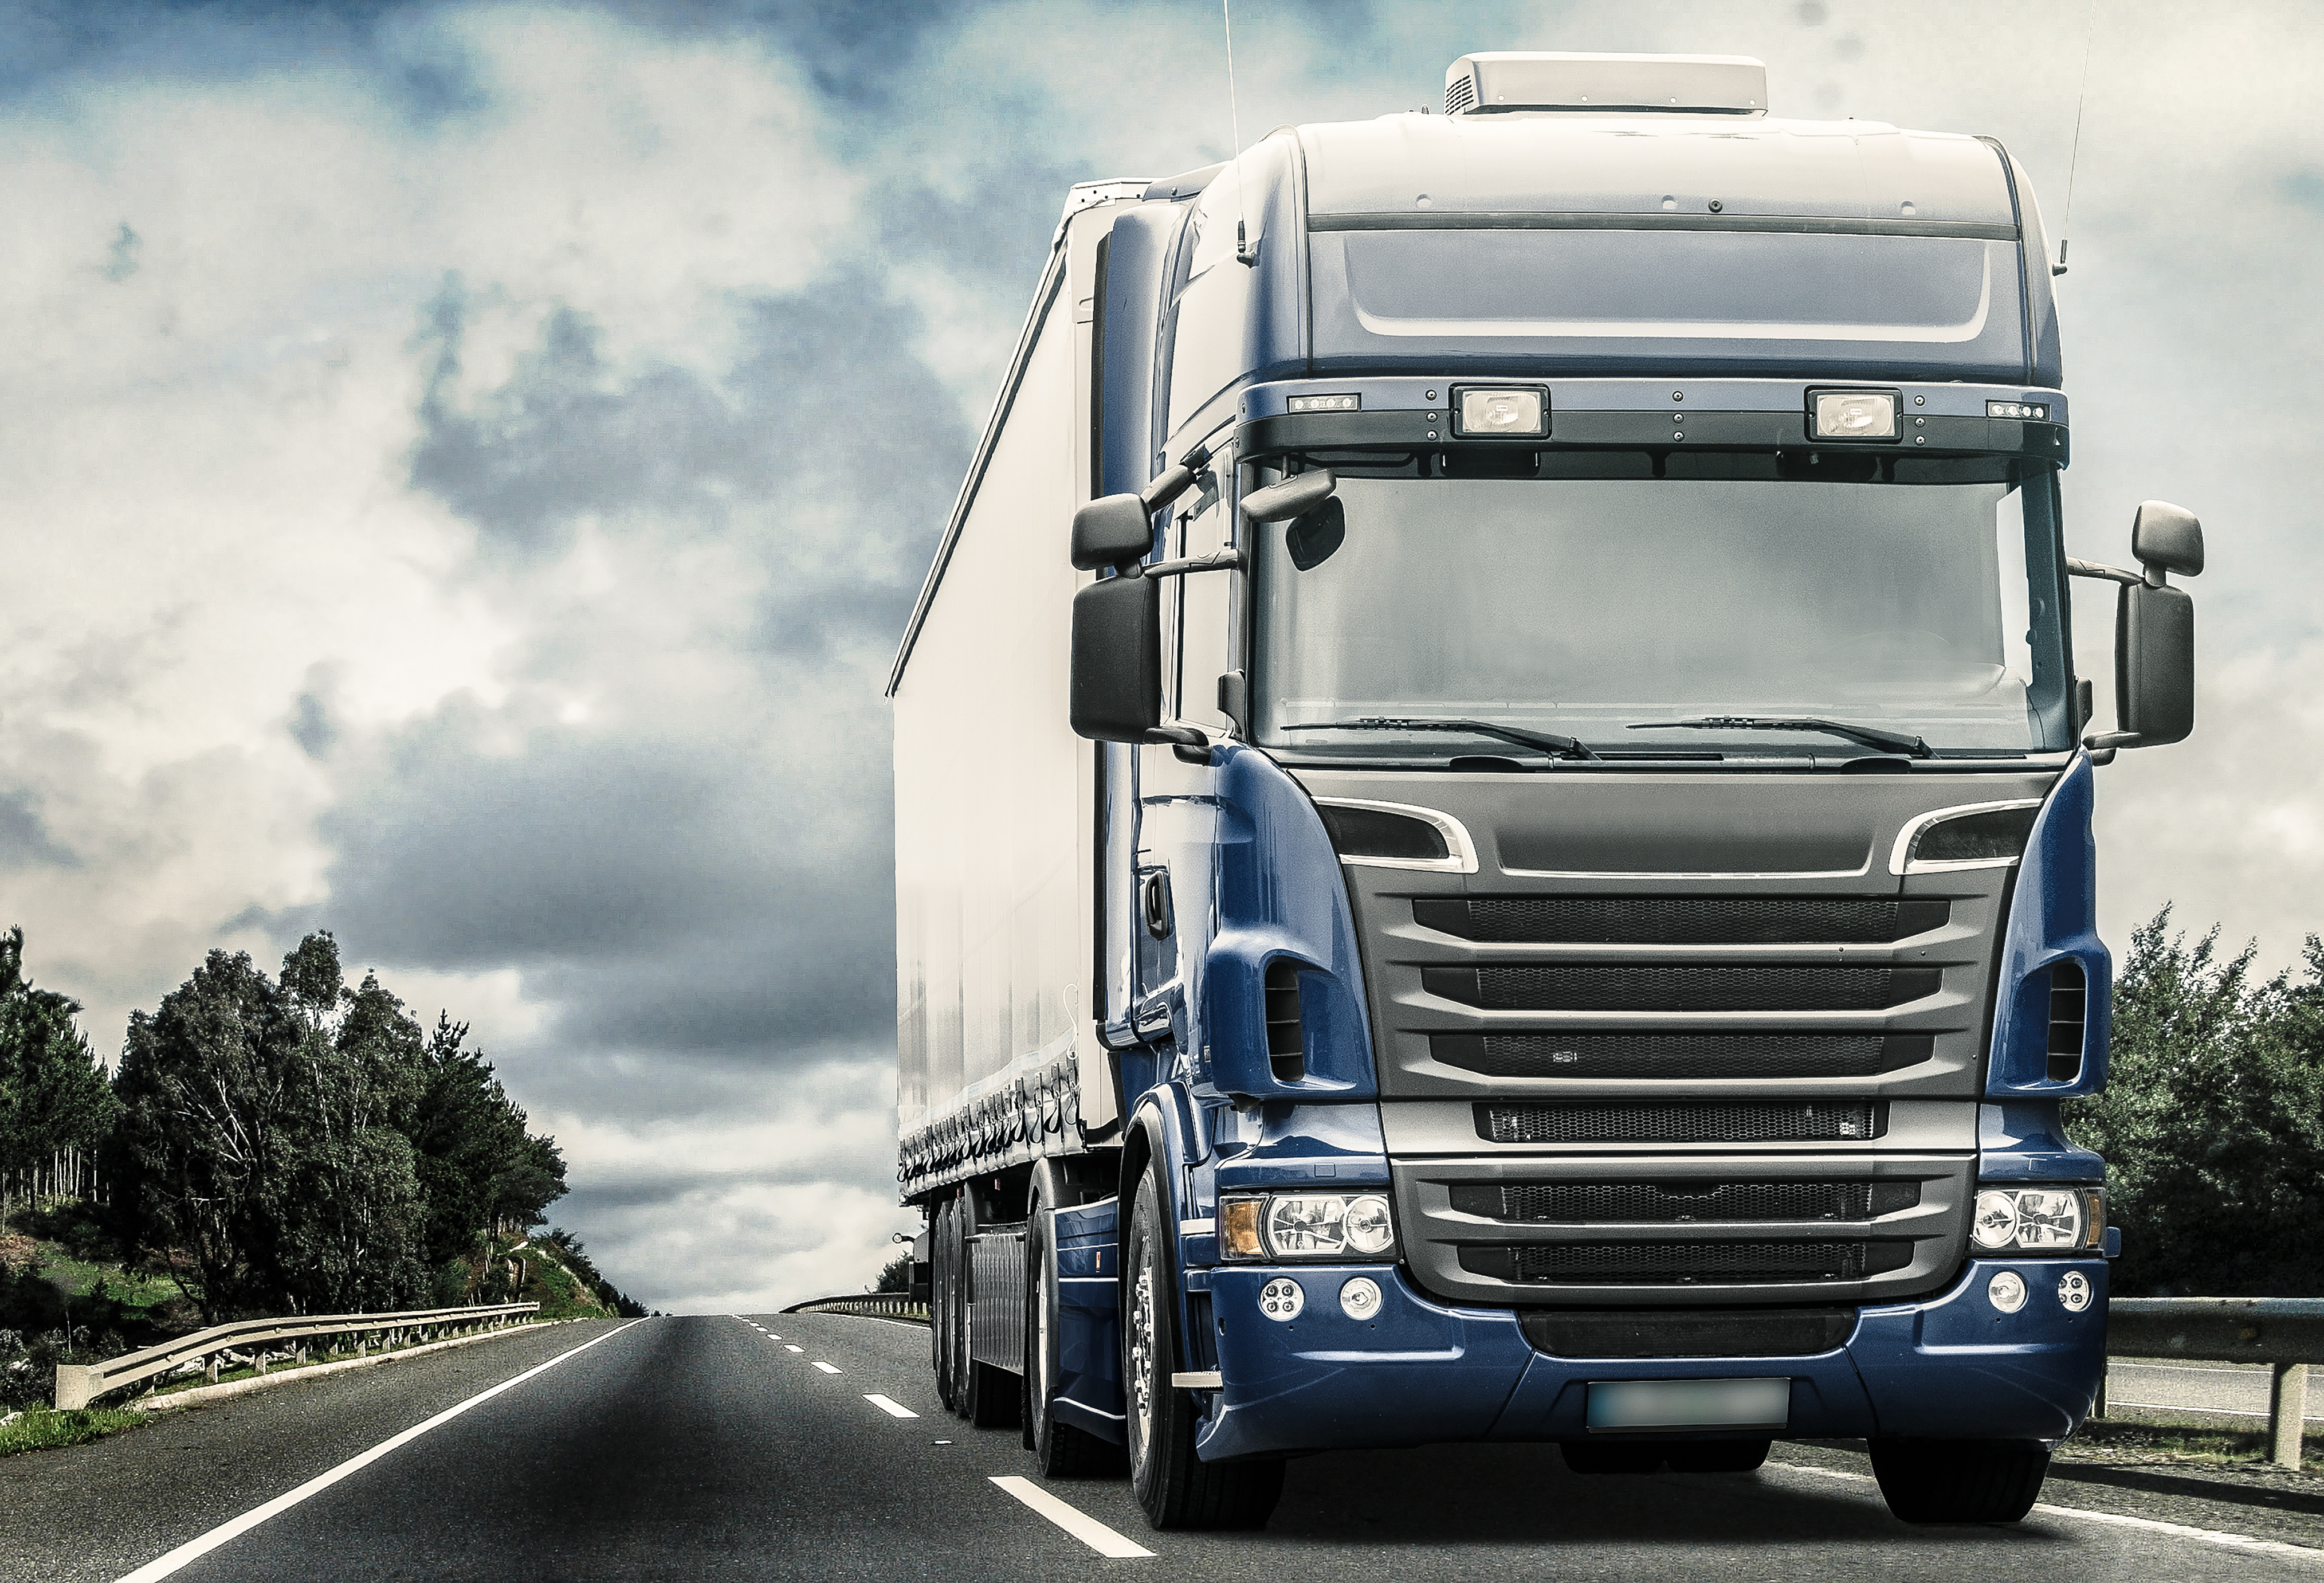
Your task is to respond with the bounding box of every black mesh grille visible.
[1450,1179,1922,1224]
[1478,1102,1885,1145]
[1461,1239,1916,1286]
[1521,1307,1858,1359]
[1429,965,1941,1012]
[1431,1032,1932,1080]
[1413,896,1950,946]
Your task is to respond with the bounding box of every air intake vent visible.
[1478,1102,1885,1146]
[1451,1179,1921,1225]
[1442,52,1768,117]
[1431,1032,1932,1081]
[1412,896,1949,946]
[1427,965,1940,1013]
[1264,958,1305,1083]
[1520,1307,1857,1359]
[1316,802,1450,863]
[1461,1239,1913,1286]
[2046,958,2088,1082]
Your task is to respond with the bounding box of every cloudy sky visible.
[1,0,2317,1311]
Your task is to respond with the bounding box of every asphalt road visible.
[6,1314,2320,1583]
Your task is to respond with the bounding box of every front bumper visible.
[1195,1257,2107,1461]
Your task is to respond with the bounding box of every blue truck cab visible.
[885,52,2206,1531]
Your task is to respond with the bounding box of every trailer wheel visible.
[932,1199,959,1412]
[1868,1438,2050,1523]
[1124,1155,1282,1529]
[1024,1186,1124,1476]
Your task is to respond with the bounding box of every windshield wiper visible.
[1627,716,1933,759]
[1283,716,1601,762]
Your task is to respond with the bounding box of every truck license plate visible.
[1586,1377,1791,1432]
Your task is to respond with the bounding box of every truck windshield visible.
[1250,467,2072,759]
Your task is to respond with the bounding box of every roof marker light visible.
[1288,393,1360,413]
[1808,388,1899,441]
[1452,386,1548,437]
[1987,401,2051,420]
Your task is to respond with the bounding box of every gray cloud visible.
[0,790,78,869]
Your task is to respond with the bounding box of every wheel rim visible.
[1128,1236,1156,1461]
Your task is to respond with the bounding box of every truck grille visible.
[1427,965,1941,1012]
[1461,1239,1916,1286]
[1431,1032,1932,1080]
[1478,1101,1884,1145]
[1451,1178,1921,1224]
[1413,896,1950,946]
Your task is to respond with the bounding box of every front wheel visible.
[1868,1438,2050,1523]
[1124,1154,1282,1529]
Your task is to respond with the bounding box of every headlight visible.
[1220,1192,1398,1261]
[1972,1186,2103,1253]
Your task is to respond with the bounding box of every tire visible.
[932,1200,959,1413]
[1024,1193,1124,1476]
[1666,1438,1770,1474]
[1868,1438,2050,1523]
[1124,1154,1283,1529]
[1561,1441,1665,1475]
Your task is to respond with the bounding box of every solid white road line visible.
[112,1319,647,1583]
[1766,1461,2324,1563]
[864,1394,918,1419]
[989,1475,1155,1558]
[812,1361,842,1374]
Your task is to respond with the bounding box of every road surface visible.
[4,1314,2318,1582]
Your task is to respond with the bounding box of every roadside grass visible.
[0,1407,145,1458]
[2072,1414,2324,1476]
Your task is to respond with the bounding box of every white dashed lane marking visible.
[989,1475,1154,1559]
[865,1394,918,1419]
[786,1345,803,1354]
[812,1361,842,1374]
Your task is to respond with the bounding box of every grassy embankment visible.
[2,1214,610,1457]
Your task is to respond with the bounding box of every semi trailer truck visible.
[885,50,2205,1531]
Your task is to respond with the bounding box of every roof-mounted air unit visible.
[1443,52,1767,116]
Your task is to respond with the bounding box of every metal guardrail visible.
[53,1302,539,1410]
[782,1292,930,1323]
[2106,1297,2323,1468]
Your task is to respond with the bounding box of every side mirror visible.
[1069,573,1162,740]
[2114,582,2196,746]
[1071,495,1154,571]
[2131,500,2204,579]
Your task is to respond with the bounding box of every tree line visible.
[2,926,644,1322]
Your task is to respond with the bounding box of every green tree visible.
[409,1014,566,1279]
[0,927,119,1177]
[111,935,432,1317]
[2070,907,2324,1296]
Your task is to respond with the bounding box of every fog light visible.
[1452,386,1548,437]
[1340,1277,1383,1321]
[1988,1270,2028,1314]
[1259,1276,1304,1322]
[1809,388,1899,440]
[2058,1271,2093,1312]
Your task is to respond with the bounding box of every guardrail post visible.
[2272,1363,2308,1470]
[53,1365,92,1411]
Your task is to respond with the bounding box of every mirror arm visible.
[1145,548,1245,579]
[1144,723,1211,764]
[2066,558,2141,586]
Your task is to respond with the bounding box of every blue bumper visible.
[1195,1259,2109,1461]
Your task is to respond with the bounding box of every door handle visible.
[1141,870,1174,939]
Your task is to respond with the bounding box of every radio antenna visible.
[1224,0,1256,264]
[2055,0,2095,275]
